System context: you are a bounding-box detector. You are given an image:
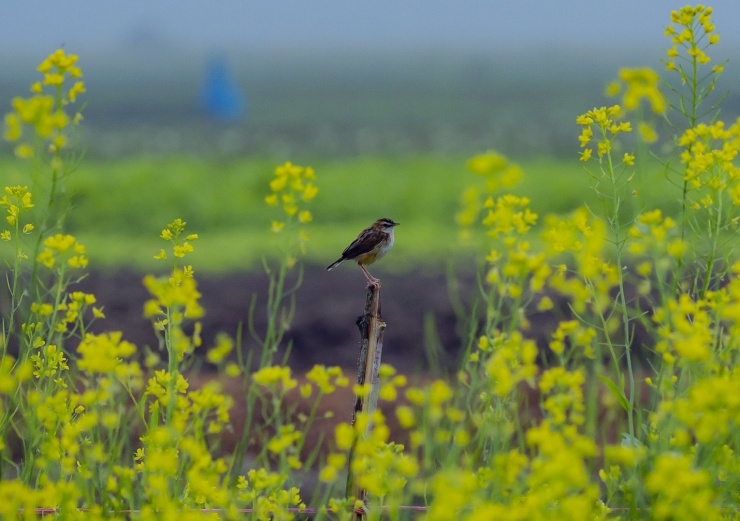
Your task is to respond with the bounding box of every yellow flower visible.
[638,121,658,143]
[616,67,666,114]
[43,73,65,86]
[467,151,507,175]
[298,210,313,223]
[578,126,593,147]
[15,144,34,159]
[335,423,354,451]
[77,332,137,374]
[302,183,318,201]
[305,365,348,394]
[67,255,88,269]
[252,365,297,390]
[68,81,86,102]
[270,176,288,193]
[395,405,416,429]
[3,113,22,141]
[206,334,233,364]
[645,453,718,520]
[173,242,194,258]
[604,81,620,97]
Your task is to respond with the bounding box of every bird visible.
[326,218,400,286]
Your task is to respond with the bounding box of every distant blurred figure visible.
[200,53,246,123]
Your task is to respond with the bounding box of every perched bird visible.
[326,218,400,286]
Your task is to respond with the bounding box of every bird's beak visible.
[394,222,400,226]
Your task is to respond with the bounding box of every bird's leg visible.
[360,264,380,287]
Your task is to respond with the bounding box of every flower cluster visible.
[144,370,189,410]
[628,209,685,258]
[143,271,203,360]
[665,5,721,73]
[628,209,687,296]
[303,364,349,396]
[145,219,203,361]
[76,332,137,376]
[205,333,241,377]
[0,186,35,243]
[28,290,105,344]
[645,453,719,521]
[3,48,84,159]
[576,105,632,163]
[668,369,740,445]
[458,151,550,331]
[481,196,544,305]
[264,161,318,255]
[456,151,523,240]
[523,419,601,517]
[30,342,68,384]
[36,233,88,270]
[323,410,418,510]
[252,365,298,391]
[678,119,740,200]
[549,320,597,360]
[539,367,587,426]
[654,293,715,366]
[235,468,306,518]
[543,209,617,314]
[606,67,665,143]
[606,68,666,115]
[153,217,199,265]
[477,332,538,397]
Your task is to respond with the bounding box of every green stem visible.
[166,317,180,426]
[700,185,723,298]
[677,29,700,284]
[46,266,67,347]
[603,133,636,441]
[262,260,288,367]
[3,219,24,357]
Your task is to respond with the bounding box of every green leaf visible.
[598,374,631,412]
[621,433,641,448]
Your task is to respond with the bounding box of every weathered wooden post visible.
[345,283,385,519]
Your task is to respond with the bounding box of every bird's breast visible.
[356,230,394,265]
[374,230,394,259]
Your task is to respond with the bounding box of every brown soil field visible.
[77,264,483,374]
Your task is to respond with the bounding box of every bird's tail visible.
[326,258,343,271]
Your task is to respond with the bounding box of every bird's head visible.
[375,218,400,231]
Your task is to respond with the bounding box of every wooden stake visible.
[345,283,386,518]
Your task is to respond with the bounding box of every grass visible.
[4,153,680,272]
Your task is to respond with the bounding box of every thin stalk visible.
[45,267,67,347]
[601,133,637,441]
[700,184,723,298]
[165,308,178,424]
[261,261,288,367]
[677,32,700,283]
[3,219,24,356]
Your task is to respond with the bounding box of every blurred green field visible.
[4,153,681,273]
[2,48,733,275]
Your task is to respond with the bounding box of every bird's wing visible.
[341,228,376,259]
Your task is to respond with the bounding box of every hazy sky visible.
[3,1,740,54]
